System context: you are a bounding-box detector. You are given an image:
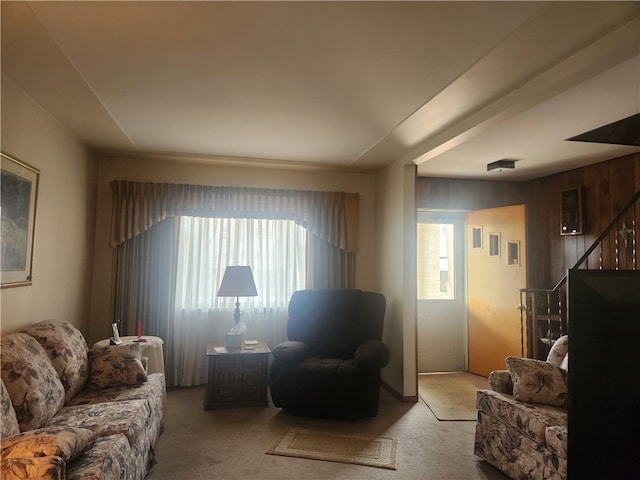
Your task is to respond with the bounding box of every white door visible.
[416,212,467,372]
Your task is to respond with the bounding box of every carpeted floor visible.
[145,383,509,480]
[418,372,490,421]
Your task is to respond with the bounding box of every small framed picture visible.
[507,241,520,266]
[472,226,483,248]
[489,233,500,257]
[561,187,584,235]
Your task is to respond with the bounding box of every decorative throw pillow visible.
[560,353,569,371]
[141,356,149,373]
[1,379,20,438]
[0,333,66,431]
[506,356,568,407]
[88,343,147,388]
[1,426,96,462]
[19,320,90,402]
[546,335,569,366]
[1,456,65,480]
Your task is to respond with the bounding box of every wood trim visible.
[381,380,418,403]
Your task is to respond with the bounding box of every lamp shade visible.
[217,266,258,297]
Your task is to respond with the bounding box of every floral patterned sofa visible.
[474,336,569,480]
[1,320,165,480]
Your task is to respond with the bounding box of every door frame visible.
[416,209,469,372]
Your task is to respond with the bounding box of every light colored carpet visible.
[266,427,398,470]
[145,385,509,480]
[418,372,489,421]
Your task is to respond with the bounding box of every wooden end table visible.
[204,340,271,409]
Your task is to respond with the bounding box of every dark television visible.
[567,269,640,479]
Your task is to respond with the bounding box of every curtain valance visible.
[110,181,359,252]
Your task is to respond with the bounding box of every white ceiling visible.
[2,1,639,181]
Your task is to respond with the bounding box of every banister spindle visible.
[557,288,563,336]
[615,223,620,270]
[599,241,603,270]
[633,204,637,270]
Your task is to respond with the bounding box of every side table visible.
[204,340,270,409]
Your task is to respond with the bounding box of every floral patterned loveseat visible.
[474,336,569,480]
[1,320,165,480]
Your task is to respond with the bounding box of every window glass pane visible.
[175,217,306,311]
[417,223,455,299]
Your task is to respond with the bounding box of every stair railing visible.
[520,189,639,359]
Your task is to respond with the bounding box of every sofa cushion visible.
[546,335,568,366]
[0,333,66,431]
[88,343,147,389]
[66,372,165,408]
[51,397,163,480]
[18,320,89,402]
[47,399,150,448]
[1,379,20,438]
[1,426,96,463]
[506,356,568,407]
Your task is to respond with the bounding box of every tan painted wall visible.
[1,76,411,396]
[88,154,377,344]
[467,204,527,376]
[1,76,97,335]
[375,161,416,399]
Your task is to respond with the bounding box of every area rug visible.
[418,372,488,421]
[266,428,398,470]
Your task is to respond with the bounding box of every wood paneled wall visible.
[529,153,640,287]
[416,152,640,289]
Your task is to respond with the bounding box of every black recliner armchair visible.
[269,289,390,419]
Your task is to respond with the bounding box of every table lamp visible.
[217,265,258,348]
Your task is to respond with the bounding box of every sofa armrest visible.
[271,341,310,364]
[355,341,390,369]
[488,369,513,395]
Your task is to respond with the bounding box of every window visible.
[175,216,307,312]
[417,223,455,299]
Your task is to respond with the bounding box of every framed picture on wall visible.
[489,233,500,257]
[507,241,520,266]
[1,153,40,288]
[561,187,584,235]
[472,226,483,248]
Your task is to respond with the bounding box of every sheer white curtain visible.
[171,216,306,387]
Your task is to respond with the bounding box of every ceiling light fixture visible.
[487,159,516,172]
